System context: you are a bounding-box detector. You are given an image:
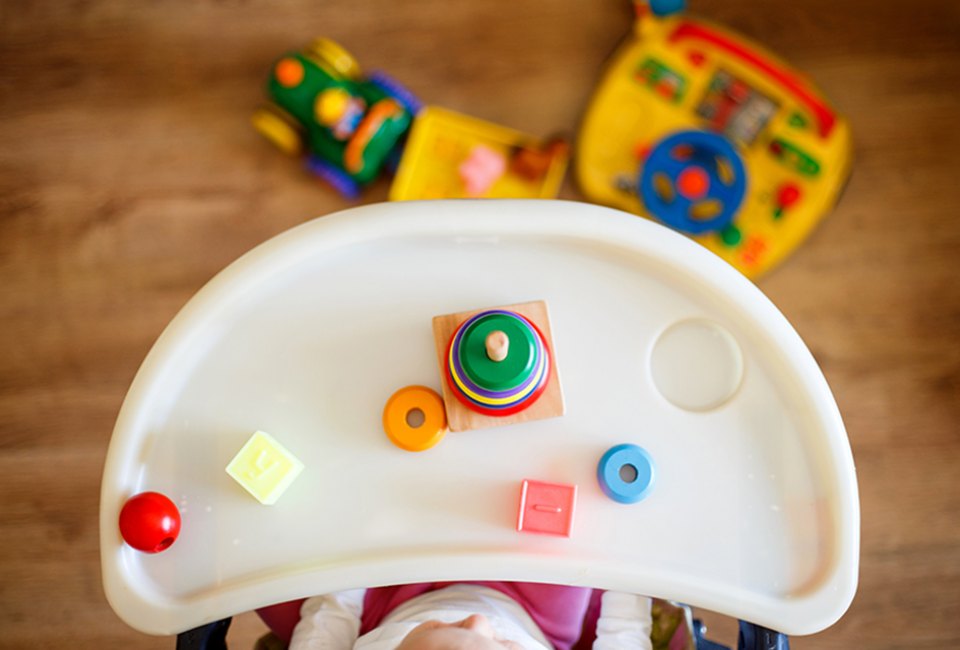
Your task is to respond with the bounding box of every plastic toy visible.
[382,385,448,452]
[432,301,565,432]
[517,479,577,537]
[118,492,181,553]
[225,431,304,505]
[459,144,507,195]
[576,1,852,278]
[390,106,569,200]
[597,444,656,504]
[100,200,859,649]
[252,39,420,198]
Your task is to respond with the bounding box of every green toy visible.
[252,38,421,198]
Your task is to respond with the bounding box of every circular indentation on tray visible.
[597,444,655,504]
[650,319,743,412]
[383,386,447,452]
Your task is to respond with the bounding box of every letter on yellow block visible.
[226,431,304,505]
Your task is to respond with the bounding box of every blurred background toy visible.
[252,38,421,199]
[576,0,852,278]
[390,106,569,200]
[254,41,570,202]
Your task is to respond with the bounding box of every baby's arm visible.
[592,591,653,650]
[287,589,366,650]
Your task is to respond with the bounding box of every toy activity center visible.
[248,1,850,280]
[101,2,858,648]
[576,5,851,278]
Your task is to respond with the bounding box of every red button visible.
[677,166,710,200]
[777,183,801,209]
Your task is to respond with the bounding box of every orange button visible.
[677,166,709,200]
[275,58,304,88]
[383,386,447,452]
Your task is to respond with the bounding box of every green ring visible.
[458,313,538,391]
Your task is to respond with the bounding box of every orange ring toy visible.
[382,385,447,452]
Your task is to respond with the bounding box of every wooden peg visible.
[486,330,509,362]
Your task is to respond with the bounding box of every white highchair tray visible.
[100,200,858,636]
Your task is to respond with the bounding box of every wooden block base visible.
[432,300,565,432]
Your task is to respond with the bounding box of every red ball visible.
[119,491,181,553]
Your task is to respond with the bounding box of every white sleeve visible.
[287,589,366,650]
[592,591,653,650]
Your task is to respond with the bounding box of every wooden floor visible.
[1,0,958,648]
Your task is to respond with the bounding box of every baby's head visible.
[396,614,523,650]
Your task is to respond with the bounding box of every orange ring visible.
[382,386,447,452]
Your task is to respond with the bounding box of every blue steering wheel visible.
[638,130,747,235]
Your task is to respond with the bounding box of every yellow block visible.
[226,431,304,505]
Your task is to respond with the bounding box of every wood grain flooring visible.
[1,0,958,648]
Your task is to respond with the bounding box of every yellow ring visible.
[383,386,447,452]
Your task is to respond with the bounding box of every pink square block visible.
[517,479,577,537]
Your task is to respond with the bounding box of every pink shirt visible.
[359,582,592,650]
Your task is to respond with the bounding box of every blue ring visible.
[597,444,655,504]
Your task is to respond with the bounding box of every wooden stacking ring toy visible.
[383,386,447,452]
[445,309,552,417]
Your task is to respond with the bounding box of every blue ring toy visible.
[597,444,655,504]
[638,130,747,235]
